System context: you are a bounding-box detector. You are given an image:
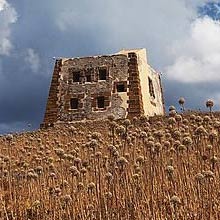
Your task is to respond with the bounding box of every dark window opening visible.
[85,68,93,82]
[73,71,80,82]
[86,74,92,82]
[148,77,155,99]
[117,84,126,92]
[98,68,107,80]
[97,96,105,108]
[70,98,79,109]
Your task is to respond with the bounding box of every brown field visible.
[0,112,220,219]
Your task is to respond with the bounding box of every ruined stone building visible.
[42,48,165,126]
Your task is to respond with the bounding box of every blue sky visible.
[0,0,220,134]
[199,2,220,19]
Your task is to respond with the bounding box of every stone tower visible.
[42,48,165,126]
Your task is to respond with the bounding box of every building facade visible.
[42,48,165,126]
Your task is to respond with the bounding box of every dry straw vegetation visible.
[1,100,220,219]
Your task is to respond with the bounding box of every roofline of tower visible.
[53,48,147,62]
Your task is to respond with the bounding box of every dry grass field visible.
[1,110,220,219]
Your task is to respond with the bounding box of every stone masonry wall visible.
[56,54,129,122]
[127,52,144,118]
[42,60,62,126]
[158,74,166,115]
[42,49,164,126]
[119,48,165,117]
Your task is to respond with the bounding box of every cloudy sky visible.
[0,0,220,133]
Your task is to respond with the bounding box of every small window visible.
[73,71,80,82]
[148,77,155,99]
[85,68,93,82]
[70,98,79,109]
[86,75,91,82]
[97,96,105,108]
[114,81,127,93]
[117,84,126,92]
[98,68,107,80]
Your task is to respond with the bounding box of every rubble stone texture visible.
[42,48,165,126]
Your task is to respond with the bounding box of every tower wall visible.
[42,59,61,126]
[136,49,165,116]
[119,48,165,117]
[42,49,165,127]
[127,52,144,118]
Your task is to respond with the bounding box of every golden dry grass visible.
[0,112,220,219]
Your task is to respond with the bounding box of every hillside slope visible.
[0,113,220,219]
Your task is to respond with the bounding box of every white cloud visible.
[54,0,214,68]
[0,0,17,55]
[165,16,220,83]
[56,10,81,31]
[24,48,40,73]
[0,0,7,11]
[54,1,220,84]
[0,37,12,55]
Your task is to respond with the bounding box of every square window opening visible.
[98,68,107,80]
[117,84,126,92]
[73,71,80,82]
[85,68,93,82]
[86,74,92,82]
[70,98,79,109]
[97,96,105,108]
